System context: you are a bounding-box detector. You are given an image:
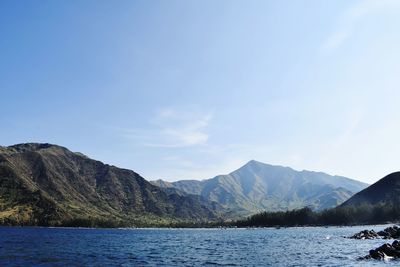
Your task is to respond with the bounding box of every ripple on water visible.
[0,225,399,266]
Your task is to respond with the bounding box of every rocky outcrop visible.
[359,240,400,260]
[349,229,379,239]
[378,226,400,239]
[349,226,400,239]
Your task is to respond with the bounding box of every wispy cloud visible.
[321,31,349,54]
[320,0,400,54]
[118,107,213,148]
[150,144,271,181]
[315,108,364,169]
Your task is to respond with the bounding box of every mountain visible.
[152,160,368,216]
[341,172,400,207]
[0,143,223,226]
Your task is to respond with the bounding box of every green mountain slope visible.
[341,171,400,207]
[0,143,222,226]
[153,160,368,216]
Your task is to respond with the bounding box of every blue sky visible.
[1,0,400,183]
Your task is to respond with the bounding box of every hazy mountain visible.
[152,160,368,216]
[341,172,400,207]
[0,143,223,226]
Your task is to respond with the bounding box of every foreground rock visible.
[359,240,400,260]
[349,225,400,239]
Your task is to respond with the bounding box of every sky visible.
[1,0,400,184]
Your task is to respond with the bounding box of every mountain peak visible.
[158,160,368,215]
[242,159,276,169]
[9,143,60,151]
[243,159,260,167]
[4,143,91,161]
[237,160,291,173]
[246,159,262,165]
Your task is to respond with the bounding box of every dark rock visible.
[392,240,400,249]
[377,230,390,237]
[361,240,400,261]
[358,254,371,260]
[369,249,386,260]
[377,243,400,257]
[378,226,400,239]
[349,229,379,239]
[350,225,400,240]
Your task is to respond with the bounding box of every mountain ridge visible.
[152,160,368,216]
[0,143,224,226]
[340,171,400,207]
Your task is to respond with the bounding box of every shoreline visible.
[0,223,395,231]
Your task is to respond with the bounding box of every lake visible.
[0,225,396,266]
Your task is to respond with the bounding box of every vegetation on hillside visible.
[154,160,367,217]
[234,203,400,227]
[1,143,399,228]
[0,143,224,227]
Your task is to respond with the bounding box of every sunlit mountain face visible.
[152,160,368,217]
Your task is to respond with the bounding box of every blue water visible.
[0,225,397,266]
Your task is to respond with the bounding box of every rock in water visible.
[377,226,400,239]
[350,225,400,240]
[349,229,379,239]
[360,240,400,260]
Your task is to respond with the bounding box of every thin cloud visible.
[118,108,213,148]
[147,143,276,181]
[321,31,349,54]
[320,0,400,54]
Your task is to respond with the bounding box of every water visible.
[0,225,396,266]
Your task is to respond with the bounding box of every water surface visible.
[0,225,396,266]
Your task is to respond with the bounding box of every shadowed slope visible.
[0,143,222,226]
[341,172,400,207]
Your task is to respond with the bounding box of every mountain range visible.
[152,160,368,216]
[0,143,223,226]
[0,143,372,227]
